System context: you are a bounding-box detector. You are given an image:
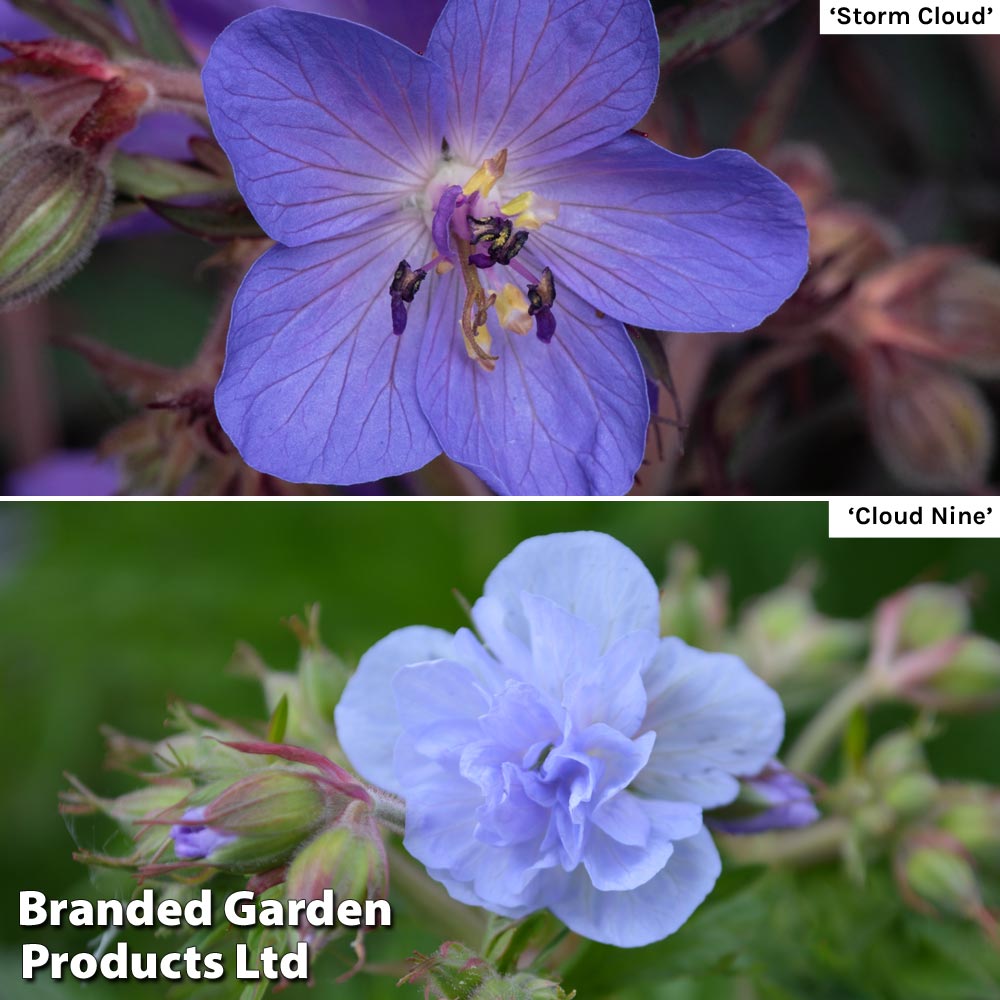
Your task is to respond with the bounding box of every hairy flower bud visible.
[285,802,388,942]
[768,143,836,214]
[900,841,984,920]
[863,352,993,491]
[0,140,110,311]
[808,204,902,302]
[170,769,331,873]
[0,82,40,161]
[924,636,1000,703]
[659,545,728,649]
[855,248,1000,376]
[898,583,971,651]
[938,789,1000,867]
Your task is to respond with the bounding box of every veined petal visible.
[472,532,661,652]
[335,625,455,794]
[415,274,648,495]
[521,134,808,332]
[215,217,442,485]
[635,638,785,808]
[551,826,721,947]
[425,0,658,169]
[179,0,444,53]
[203,8,445,245]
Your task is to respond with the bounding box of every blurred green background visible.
[1,500,999,997]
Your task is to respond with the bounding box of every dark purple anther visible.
[389,259,427,336]
[467,216,529,267]
[527,267,557,343]
[170,807,237,860]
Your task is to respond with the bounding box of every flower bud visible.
[938,789,1000,867]
[0,140,110,311]
[900,841,983,919]
[924,636,1000,702]
[808,203,902,301]
[884,772,938,819]
[897,583,971,650]
[768,143,836,213]
[286,802,387,910]
[867,730,927,787]
[856,248,1000,377]
[708,762,819,835]
[0,82,40,162]
[863,351,993,491]
[170,769,331,873]
[659,545,728,649]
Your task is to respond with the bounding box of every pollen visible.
[465,323,493,361]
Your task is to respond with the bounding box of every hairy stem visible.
[786,673,878,774]
[718,816,851,867]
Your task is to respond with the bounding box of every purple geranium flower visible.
[203,0,807,495]
[335,532,786,946]
[5,450,120,496]
[708,762,820,835]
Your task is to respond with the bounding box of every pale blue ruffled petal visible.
[334,625,454,794]
[635,638,785,808]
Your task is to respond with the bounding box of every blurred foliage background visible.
[1,500,1000,997]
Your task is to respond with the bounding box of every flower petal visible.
[551,826,721,947]
[521,134,808,332]
[425,0,658,169]
[180,0,444,53]
[215,218,442,485]
[203,8,445,245]
[635,639,785,808]
[335,625,455,794]
[415,275,648,495]
[472,531,661,653]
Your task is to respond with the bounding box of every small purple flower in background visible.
[708,762,820,835]
[336,532,787,947]
[170,806,238,859]
[5,450,119,496]
[203,0,808,495]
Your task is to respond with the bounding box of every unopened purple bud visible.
[170,807,238,860]
[709,763,819,835]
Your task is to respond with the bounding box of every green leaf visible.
[118,0,196,67]
[266,693,289,744]
[8,0,138,58]
[111,153,232,200]
[659,0,799,74]
[142,196,266,241]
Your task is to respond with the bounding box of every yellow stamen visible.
[495,283,533,335]
[462,148,508,199]
[500,190,559,231]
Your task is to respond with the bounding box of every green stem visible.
[718,816,851,867]
[786,674,878,774]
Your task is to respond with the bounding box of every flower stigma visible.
[387,145,561,368]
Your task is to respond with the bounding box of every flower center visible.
[388,146,560,370]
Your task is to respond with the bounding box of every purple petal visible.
[0,3,46,39]
[215,217,441,484]
[425,0,658,170]
[552,826,721,947]
[174,0,444,54]
[202,8,446,245]
[415,275,648,495]
[521,134,808,332]
[6,451,119,496]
